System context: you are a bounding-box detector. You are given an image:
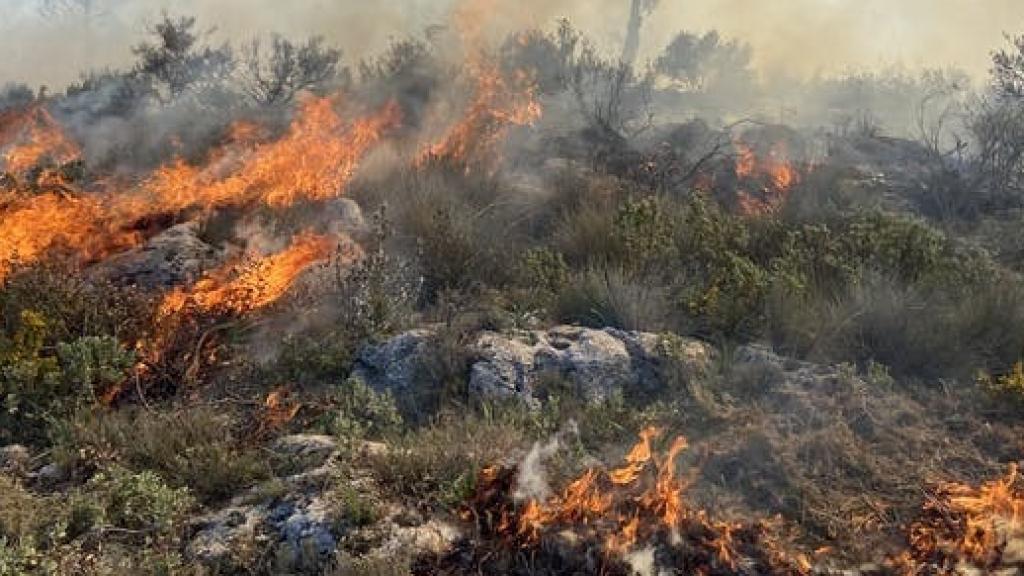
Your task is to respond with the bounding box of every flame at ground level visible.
[157,232,346,318]
[0,97,399,282]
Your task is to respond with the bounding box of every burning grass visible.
[419,427,812,576]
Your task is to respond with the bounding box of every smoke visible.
[3,0,1022,89]
[514,421,578,503]
[625,546,659,576]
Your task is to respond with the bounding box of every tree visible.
[242,35,344,106]
[655,30,754,93]
[992,34,1024,100]
[0,84,34,112]
[132,14,233,101]
[620,0,659,66]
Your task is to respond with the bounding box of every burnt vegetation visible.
[4,6,1024,576]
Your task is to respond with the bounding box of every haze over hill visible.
[3,0,1023,88]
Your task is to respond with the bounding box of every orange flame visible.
[119,97,401,219]
[0,105,80,175]
[0,97,397,281]
[513,427,707,557]
[158,232,343,318]
[898,464,1024,573]
[418,63,541,172]
[417,0,541,172]
[734,139,800,217]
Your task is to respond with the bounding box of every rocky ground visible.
[5,325,1012,574]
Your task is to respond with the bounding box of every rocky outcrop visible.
[91,221,218,288]
[352,326,713,404]
[186,434,460,573]
[187,434,342,573]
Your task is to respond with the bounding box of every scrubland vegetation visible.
[5,6,1024,575]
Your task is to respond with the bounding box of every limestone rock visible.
[92,221,217,288]
[353,326,714,404]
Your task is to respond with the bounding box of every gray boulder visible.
[353,326,713,404]
[187,434,340,573]
[351,329,435,398]
[92,221,217,288]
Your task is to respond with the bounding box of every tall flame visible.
[0,97,398,282]
[417,0,542,172]
[0,105,80,175]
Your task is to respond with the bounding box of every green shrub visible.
[368,411,527,508]
[53,407,269,503]
[0,312,134,445]
[0,261,150,345]
[324,377,403,441]
[555,265,674,332]
[83,467,193,534]
[335,205,420,343]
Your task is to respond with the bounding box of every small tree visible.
[992,34,1024,100]
[242,35,344,106]
[655,30,754,93]
[132,14,233,101]
[0,84,34,112]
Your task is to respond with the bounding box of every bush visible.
[324,377,403,441]
[1,312,135,445]
[555,265,674,332]
[83,466,193,534]
[368,411,527,508]
[53,407,269,503]
[0,261,151,346]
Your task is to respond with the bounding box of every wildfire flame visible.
[157,232,342,318]
[0,104,80,176]
[509,427,737,563]
[463,427,811,575]
[0,97,398,282]
[734,139,800,217]
[417,0,542,172]
[896,464,1024,573]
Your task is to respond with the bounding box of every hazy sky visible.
[2,0,1023,88]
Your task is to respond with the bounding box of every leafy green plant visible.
[324,377,403,441]
[84,467,193,534]
[53,407,269,503]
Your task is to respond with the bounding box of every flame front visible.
[417,0,542,172]
[0,105,80,176]
[0,97,398,281]
[896,464,1024,573]
[508,427,740,564]
[158,232,342,318]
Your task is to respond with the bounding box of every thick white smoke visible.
[3,0,1023,89]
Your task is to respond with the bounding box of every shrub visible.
[1,312,135,445]
[334,206,420,343]
[83,466,193,534]
[368,411,527,508]
[555,265,674,332]
[53,407,269,503]
[0,261,151,346]
[323,377,403,441]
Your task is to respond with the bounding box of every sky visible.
[2,0,1023,88]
